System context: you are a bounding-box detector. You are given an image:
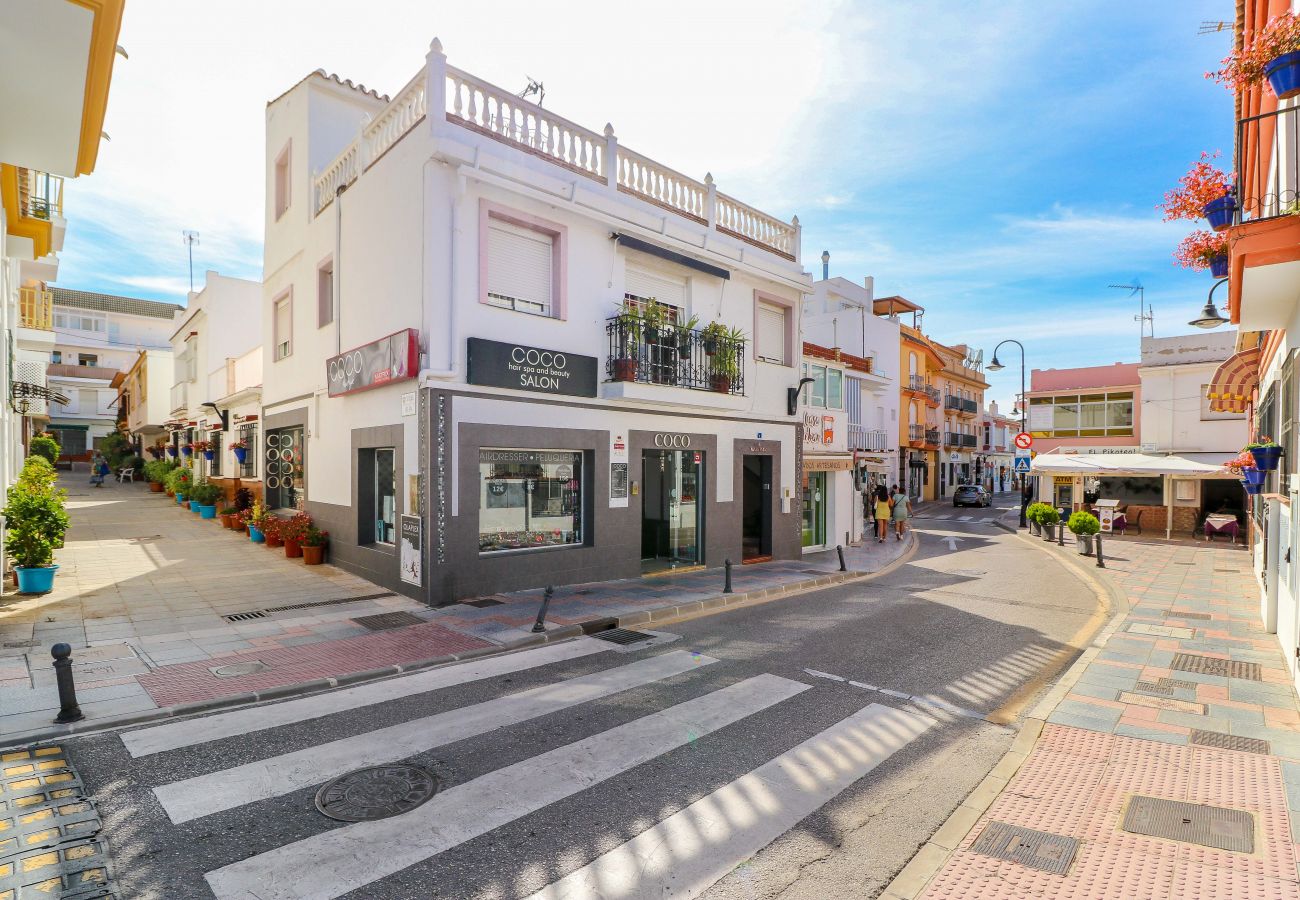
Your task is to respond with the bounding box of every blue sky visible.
[56,0,1235,407]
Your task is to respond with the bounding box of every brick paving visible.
[910,536,1300,899]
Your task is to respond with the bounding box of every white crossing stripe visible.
[204,673,809,900]
[958,515,973,521]
[158,649,716,824]
[528,702,936,900]
[123,637,611,757]
[934,514,951,520]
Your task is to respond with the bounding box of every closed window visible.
[827,368,843,409]
[274,294,292,360]
[78,389,97,413]
[78,353,97,367]
[317,259,333,328]
[756,302,788,364]
[210,431,222,477]
[486,219,554,316]
[274,142,291,220]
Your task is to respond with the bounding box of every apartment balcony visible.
[47,363,119,381]
[1,167,63,259]
[945,431,961,446]
[1230,103,1300,330]
[604,317,745,396]
[170,381,189,414]
[925,428,940,447]
[903,374,928,398]
[848,424,890,452]
[18,286,52,330]
[958,398,978,417]
[945,395,962,411]
[924,385,941,407]
[962,434,978,448]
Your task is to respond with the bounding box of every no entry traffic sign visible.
[1014,432,1033,450]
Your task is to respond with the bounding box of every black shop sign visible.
[467,338,597,398]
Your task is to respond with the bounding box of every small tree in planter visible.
[1174,230,1229,277]
[28,433,60,466]
[1068,511,1101,556]
[1037,505,1061,540]
[1208,12,1300,100]
[3,458,70,594]
[1159,152,1235,232]
[280,512,312,558]
[1025,502,1051,536]
[610,301,644,382]
[300,526,329,565]
[705,325,746,393]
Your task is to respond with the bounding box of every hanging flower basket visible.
[1202,194,1237,232]
[1249,442,1283,471]
[181,446,193,457]
[1209,254,1229,278]
[1243,480,1264,495]
[1266,51,1300,99]
[233,447,248,464]
[1209,14,1300,97]
[1242,468,1267,486]
[203,450,214,461]
[166,446,177,457]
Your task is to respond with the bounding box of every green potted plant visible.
[300,525,329,565]
[3,458,70,594]
[218,505,239,529]
[640,297,668,342]
[610,300,643,382]
[1067,510,1100,555]
[262,515,284,548]
[674,312,700,356]
[707,326,746,393]
[1037,505,1061,541]
[1025,502,1047,536]
[28,433,60,466]
[166,467,192,504]
[143,459,173,493]
[1246,437,1283,472]
[243,501,268,542]
[188,480,222,519]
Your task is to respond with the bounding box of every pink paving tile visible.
[1141,667,1172,680]
[1167,857,1300,899]
[135,621,491,706]
[1265,707,1300,728]
[1188,746,1288,810]
[1263,668,1295,685]
[1197,683,1230,701]
[1120,706,1161,723]
[1037,722,1117,760]
[983,749,1108,836]
[1066,693,1127,710]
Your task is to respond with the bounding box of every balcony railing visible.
[21,170,63,221]
[905,374,926,394]
[170,381,189,413]
[47,363,119,380]
[925,385,941,405]
[945,395,962,411]
[848,424,890,452]
[605,317,745,395]
[18,287,52,330]
[925,428,940,445]
[1236,103,1299,224]
[945,431,961,446]
[962,434,977,448]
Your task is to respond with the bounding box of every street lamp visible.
[987,338,1028,528]
[1189,278,1230,329]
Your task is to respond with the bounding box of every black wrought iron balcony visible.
[924,385,940,405]
[605,316,745,395]
[925,428,940,445]
[945,431,961,446]
[961,433,978,448]
[961,398,978,414]
[1236,103,1300,224]
[908,423,925,442]
[945,395,962,411]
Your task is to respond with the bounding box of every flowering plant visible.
[1246,436,1280,449]
[301,526,330,548]
[240,500,268,528]
[1207,12,1300,94]
[1173,230,1229,270]
[193,440,211,452]
[1224,451,1257,473]
[279,512,313,543]
[1158,153,1234,221]
[228,440,247,450]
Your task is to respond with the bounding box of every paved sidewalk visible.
[1,476,912,743]
[890,534,1300,899]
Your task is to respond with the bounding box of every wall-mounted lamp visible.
[1189,277,1230,329]
[201,401,229,431]
[788,377,816,416]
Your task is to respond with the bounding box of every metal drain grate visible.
[223,610,269,622]
[353,611,425,631]
[264,592,396,614]
[969,821,1079,875]
[592,628,656,645]
[1171,653,1261,681]
[460,598,505,608]
[1134,681,1175,696]
[1122,795,1254,852]
[1190,730,1271,754]
[1169,612,1212,620]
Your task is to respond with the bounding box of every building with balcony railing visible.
[980,400,1019,491]
[260,42,809,600]
[879,295,945,501]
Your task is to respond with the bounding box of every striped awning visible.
[1206,346,1261,413]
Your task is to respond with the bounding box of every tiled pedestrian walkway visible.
[2,476,912,743]
[899,535,1300,899]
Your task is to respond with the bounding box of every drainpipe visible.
[334,184,345,356]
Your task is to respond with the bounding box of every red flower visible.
[1158,153,1234,222]
[1207,12,1300,95]
[1173,230,1229,270]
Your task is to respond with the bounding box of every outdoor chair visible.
[116,467,134,483]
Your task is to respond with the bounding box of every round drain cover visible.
[315,765,438,822]
[210,660,270,677]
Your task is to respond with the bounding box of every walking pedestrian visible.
[89,452,106,487]
[874,484,891,543]
[891,483,911,540]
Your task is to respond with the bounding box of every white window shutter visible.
[757,303,786,363]
[487,220,553,314]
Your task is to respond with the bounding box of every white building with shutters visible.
[260,44,811,602]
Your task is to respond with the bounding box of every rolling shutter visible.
[625,265,686,313]
[487,220,553,315]
[756,302,787,364]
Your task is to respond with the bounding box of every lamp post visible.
[1189,278,1230,329]
[987,339,1027,527]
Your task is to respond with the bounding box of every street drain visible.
[1190,730,1271,754]
[314,764,438,822]
[969,821,1079,874]
[460,598,505,608]
[264,593,396,614]
[1171,653,1261,681]
[222,610,269,622]
[353,611,424,631]
[1122,796,1254,853]
[1134,681,1175,696]
[592,628,656,645]
[210,661,270,677]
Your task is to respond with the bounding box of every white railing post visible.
[705,172,717,230]
[356,115,371,171]
[604,123,618,190]
[791,215,801,262]
[425,37,448,136]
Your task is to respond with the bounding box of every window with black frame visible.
[210,431,222,477]
[1280,354,1296,496]
[1258,385,1276,522]
[239,423,258,478]
[478,449,583,553]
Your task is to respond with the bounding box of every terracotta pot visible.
[165,488,174,497]
[284,539,302,558]
[302,545,325,565]
[612,358,637,382]
[149,481,164,493]
[265,533,284,548]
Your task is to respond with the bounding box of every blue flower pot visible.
[1250,445,1283,471]
[1242,468,1267,486]
[1243,481,1263,495]
[203,450,214,461]
[1266,51,1300,101]
[175,493,185,504]
[1203,194,1236,232]
[249,525,265,543]
[16,565,58,595]
[198,504,217,519]
[181,447,192,457]
[1209,253,1228,278]
[191,500,203,513]
[233,447,248,465]
[167,447,176,457]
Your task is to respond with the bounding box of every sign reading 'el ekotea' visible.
[326,329,420,397]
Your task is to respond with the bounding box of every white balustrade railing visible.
[716,193,797,258]
[364,72,427,166]
[614,148,708,221]
[313,143,359,214]
[445,65,605,181]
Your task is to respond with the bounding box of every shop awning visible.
[1206,346,1261,414]
[1030,452,1236,478]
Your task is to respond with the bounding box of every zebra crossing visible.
[77,635,939,899]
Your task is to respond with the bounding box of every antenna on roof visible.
[182,231,200,293]
[1198,20,1230,34]
[519,77,545,106]
[1108,281,1151,338]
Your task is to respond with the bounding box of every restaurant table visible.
[1205,514,1240,543]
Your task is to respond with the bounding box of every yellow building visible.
[933,341,989,498]
[875,296,944,501]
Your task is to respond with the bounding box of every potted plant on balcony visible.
[639,298,670,343]
[194,440,213,461]
[281,512,312,558]
[300,526,329,565]
[188,480,221,519]
[1159,152,1236,232]
[1174,230,1230,278]
[1209,11,1300,100]
[611,301,642,383]
[707,326,746,393]
[1068,511,1100,556]
[674,313,700,356]
[1246,437,1283,472]
[700,321,727,356]
[3,458,69,595]
[229,439,249,465]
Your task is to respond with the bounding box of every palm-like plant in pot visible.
[187,480,222,519]
[611,300,643,382]
[706,325,746,393]
[3,458,70,594]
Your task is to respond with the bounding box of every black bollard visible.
[1095,533,1105,568]
[1058,523,1065,547]
[51,643,84,724]
[836,545,847,572]
[723,559,734,594]
[531,585,554,633]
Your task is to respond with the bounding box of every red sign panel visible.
[1014,432,1033,450]
[326,329,419,398]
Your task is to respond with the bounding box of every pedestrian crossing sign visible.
[1013,456,1032,474]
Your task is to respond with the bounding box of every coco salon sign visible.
[467,338,597,398]
[326,329,419,398]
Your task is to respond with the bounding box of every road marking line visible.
[123,638,611,758]
[803,668,844,682]
[958,515,973,521]
[804,670,1001,726]
[526,703,936,900]
[204,673,810,900]
[157,650,716,825]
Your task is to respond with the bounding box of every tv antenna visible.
[519,76,545,106]
[1198,20,1231,35]
[1109,281,1152,338]
[182,230,200,293]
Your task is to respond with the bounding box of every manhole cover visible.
[969,821,1079,874]
[210,660,270,677]
[592,628,656,645]
[1190,730,1271,754]
[1122,796,1254,852]
[353,611,424,631]
[223,610,269,622]
[461,598,505,608]
[314,765,438,821]
[1171,653,1261,681]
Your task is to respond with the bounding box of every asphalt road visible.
[62,515,1100,900]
